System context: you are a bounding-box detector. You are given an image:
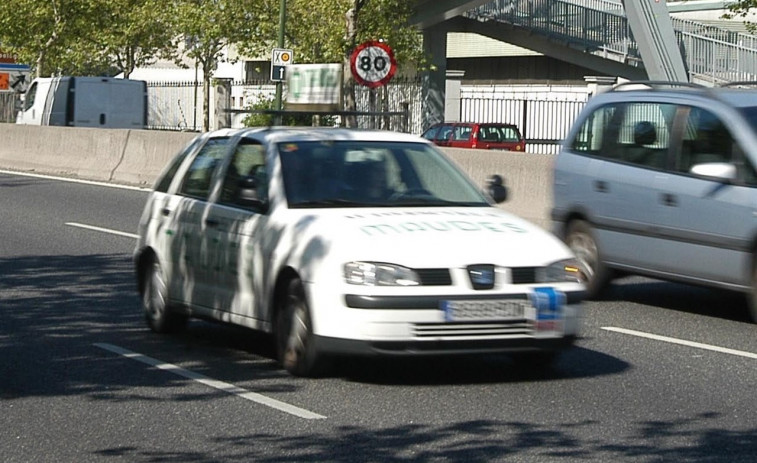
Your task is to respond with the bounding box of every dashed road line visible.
[65,222,139,239]
[603,326,757,360]
[94,343,327,420]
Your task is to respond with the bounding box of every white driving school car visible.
[134,127,584,376]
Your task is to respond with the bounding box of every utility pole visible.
[274,0,287,125]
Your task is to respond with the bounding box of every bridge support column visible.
[621,0,688,82]
[422,23,448,131]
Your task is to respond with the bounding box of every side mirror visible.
[486,174,508,204]
[236,176,268,212]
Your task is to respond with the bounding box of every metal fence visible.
[0,93,19,123]
[467,0,757,84]
[460,85,590,154]
[146,76,424,134]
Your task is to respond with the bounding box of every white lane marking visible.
[65,222,139,239]
[0,169,150,192]
[603,327,757,360]
[94,343,327,420]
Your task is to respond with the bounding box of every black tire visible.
[142,258,187,333]
[748,260,757,323]
[565,220,612,299]
[276,278,325,377]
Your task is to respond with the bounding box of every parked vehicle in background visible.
[134,127,585,377]
[422,122,526,151]
[16,76,147,128]
[552,81,757,322]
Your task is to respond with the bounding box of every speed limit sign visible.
[349,41,397,88]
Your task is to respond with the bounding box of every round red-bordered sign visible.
[350,41,397,88]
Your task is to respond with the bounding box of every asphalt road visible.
[2,170,757,463]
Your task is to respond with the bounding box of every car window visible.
[572,102,673,169]
[23,82,38,111]
[437,125,453,141]
[678,107,734,172]
[452,125,472,141]
[154,136,204,193]
[500,126,521,142]
[570,105,616,155]
[421,126,439,140]
[178,137,231,200]
[218,139,267,208]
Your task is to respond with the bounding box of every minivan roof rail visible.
[719,81,757,88]
[611,81,707,91]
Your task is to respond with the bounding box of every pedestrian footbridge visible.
[412,0,757,84]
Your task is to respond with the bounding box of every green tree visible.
[91,0,181,78]
[724,1,757,32]
[176,0,269,131]
[0,0,181,78]
[0,0,103,77]
[236,0,424,126]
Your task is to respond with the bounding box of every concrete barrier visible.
[0,124,554,228]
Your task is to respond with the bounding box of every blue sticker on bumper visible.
[531,287,565,320]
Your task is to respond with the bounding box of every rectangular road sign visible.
[270,48,293,82]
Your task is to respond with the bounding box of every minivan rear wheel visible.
[565,220,611,299]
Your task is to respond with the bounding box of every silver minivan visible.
[552,81,757,322]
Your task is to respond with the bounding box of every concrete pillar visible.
[422,23,448,132]
[213,78,232,130]
[445,70,465,122]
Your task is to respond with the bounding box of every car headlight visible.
[344,262,421,286]
[538,258,586,284]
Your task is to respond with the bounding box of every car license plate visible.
[441,299,529,322]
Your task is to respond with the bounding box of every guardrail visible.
[0,124,555,229]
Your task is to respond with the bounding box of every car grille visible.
[413,321,532,338]
[511,267,538,284]
[416,268,452,286]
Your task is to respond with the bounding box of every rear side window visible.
[178,137,230,200]
[571,102,674,169]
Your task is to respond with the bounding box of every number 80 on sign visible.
[350,41,397,89]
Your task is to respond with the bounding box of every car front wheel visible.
[276,278,325,377]
[142,258,187,333]
[565,220,611,299]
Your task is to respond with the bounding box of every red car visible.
[422,122,526,151]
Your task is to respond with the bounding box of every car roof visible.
[202,126,431,145]
[593,81,757,109]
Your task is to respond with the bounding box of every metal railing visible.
[465,0,757,84]
[146,76,424,133]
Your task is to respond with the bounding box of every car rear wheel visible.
[142,258,187,333]
[749,259,757,323]
[565,220,611,299]
[276,278,325,377]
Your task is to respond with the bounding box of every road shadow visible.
[603,276,752,323]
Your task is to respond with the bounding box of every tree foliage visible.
[723,1,757,32]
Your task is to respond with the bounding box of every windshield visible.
[278,141,489,208]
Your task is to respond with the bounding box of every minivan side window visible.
[570,105,616,155]
[571,102,674,169]
[677,107,734,173]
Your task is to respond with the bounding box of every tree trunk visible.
[343,4,359,128]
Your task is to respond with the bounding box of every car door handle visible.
[661,193,678,207]
[161,208,171,216]
[594,180,609,193]
[205,218,221,228]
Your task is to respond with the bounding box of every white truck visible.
[16,76,147,128]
